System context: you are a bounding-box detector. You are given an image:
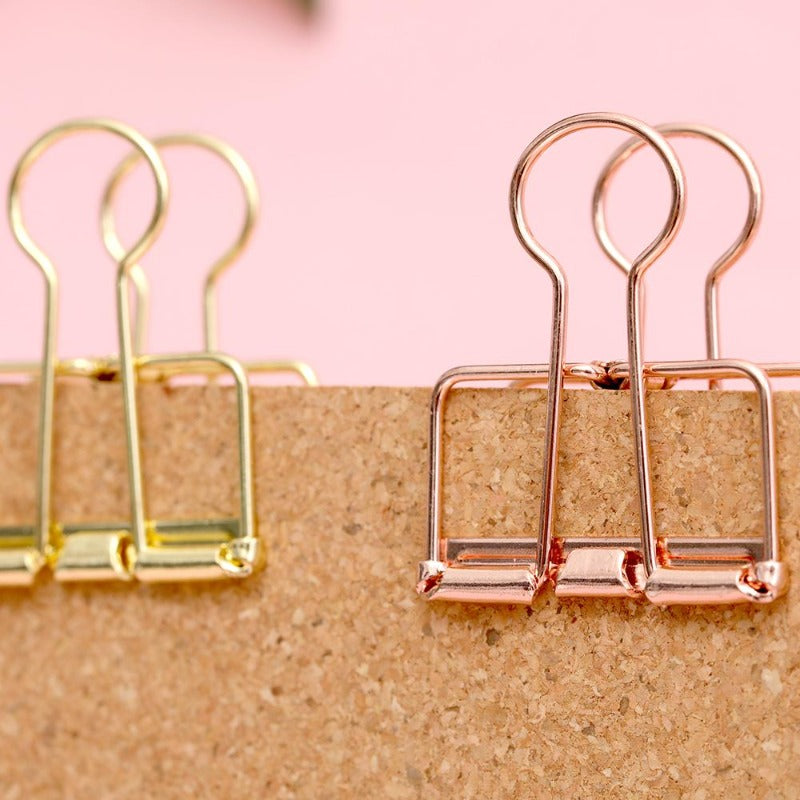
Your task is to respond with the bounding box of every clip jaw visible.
[633,360,789,606]
[133,519,261,582]
[644,561,789,606]
[118,353,259,584]
[419,363,563,606]
[417,558,543,605]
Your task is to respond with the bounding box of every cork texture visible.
[0,383,797,799]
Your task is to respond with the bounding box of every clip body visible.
[628,355,787,606]
[118,353,259,584]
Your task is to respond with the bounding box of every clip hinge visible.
[54,524,134,582]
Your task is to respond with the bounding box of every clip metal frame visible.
[418,113,685,604]
[118,354,259,583]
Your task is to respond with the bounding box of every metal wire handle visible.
[100,132,258,354]
[592,123,762,381]
[8,118,169,558]
[506,112,685,580]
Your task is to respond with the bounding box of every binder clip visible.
[1,118,169,585]
[591,123,787,603]
[417,112,685,604]
[3,119,261,584]
[417,112,789,606]
[98,134,266,582]
[99,132,318,386]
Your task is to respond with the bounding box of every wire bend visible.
[100,133,318,386]
[592,123,762,370]
[101,132,258,354]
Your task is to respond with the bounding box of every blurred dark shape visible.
[294,0,317,15]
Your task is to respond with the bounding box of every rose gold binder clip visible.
[417,113,789,606]
[417,113,685,604]
[592,123,787,603]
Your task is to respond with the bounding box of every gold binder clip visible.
[591,123,788,603]
[417,113,685,604]
[99,132,318,385]
[2,118,169,585]
[94,133,262,581]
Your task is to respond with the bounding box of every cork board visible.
[0,383,797,799]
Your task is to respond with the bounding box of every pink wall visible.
[0,1,796,385]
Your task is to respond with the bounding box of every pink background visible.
[0,1,796,385]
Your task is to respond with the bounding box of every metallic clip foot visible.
[54,526,134,582]
[133,520,260,583]
[0,528,46,586]
[417,559,541,605]
[554,546,642,598]
[645,559,789,606]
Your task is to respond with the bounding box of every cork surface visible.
[0,383,797,799]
